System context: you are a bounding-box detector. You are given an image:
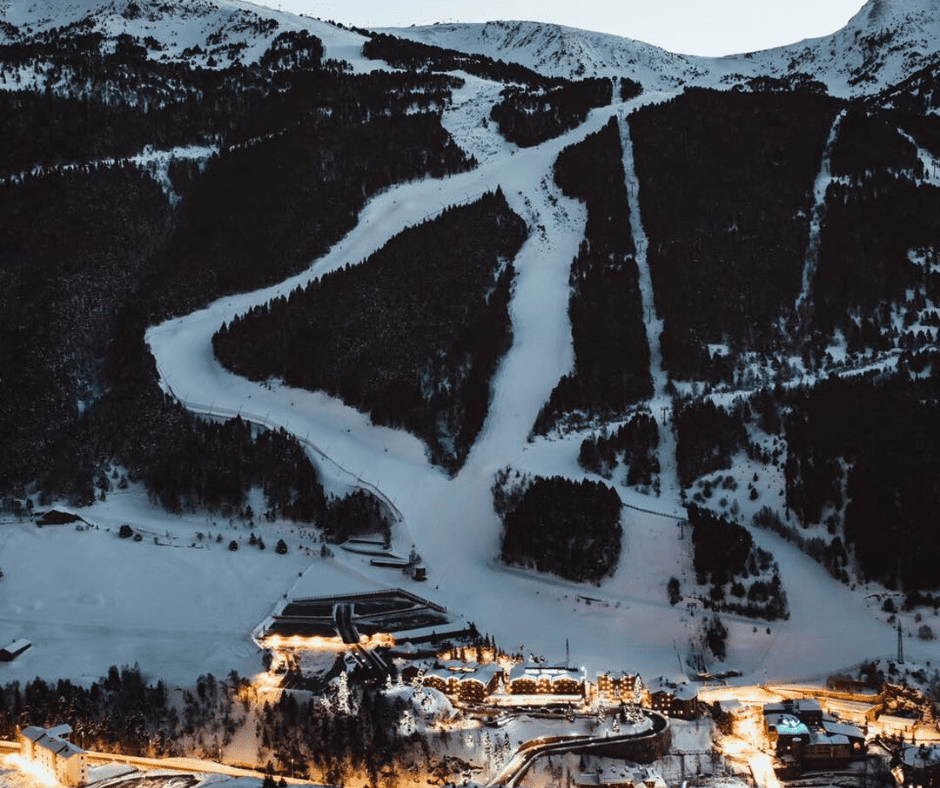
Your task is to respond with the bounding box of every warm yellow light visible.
[361,632,396,649]
[4,753,59,786]
[262,632,395,652]
[262,634,347,651]
[253,672,282,691]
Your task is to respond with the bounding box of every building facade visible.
[18,725,87,787]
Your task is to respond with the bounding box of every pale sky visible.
[257,0,869,57]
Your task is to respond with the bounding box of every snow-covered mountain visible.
[380,0,940,97]
[2,0,940,693]
[4,0,939,96]
[0,0,369,71]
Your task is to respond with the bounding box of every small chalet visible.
[764,699,865,768]
[645,676,698,719]
[801,732,852,768]
[0,639,31,661]
[457,665,502,704]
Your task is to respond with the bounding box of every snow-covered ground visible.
[4,61,938,698]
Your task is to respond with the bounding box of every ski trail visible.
[795,109,846,315]
[619,114,680,503]
[898,128,940,187]
[462,175,584,479]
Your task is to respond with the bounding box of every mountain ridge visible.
[377,0,940,97]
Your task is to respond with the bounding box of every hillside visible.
[0,0,939,699]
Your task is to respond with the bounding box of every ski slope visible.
[1,70,931,691]
[142,69,940,688]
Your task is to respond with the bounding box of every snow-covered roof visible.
[809,732,849,747]
[24,725,85,760]
[822,720,865,740]
[509,663,581,682]
[1,639,31,654]
[462,664,502,684]
[903,745,940,768]
[46,723,72,739]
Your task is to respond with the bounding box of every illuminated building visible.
[596,671,642,700]
[18,725,88,787]
[508,664,585,696]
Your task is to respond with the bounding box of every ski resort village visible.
[2,0,940,786]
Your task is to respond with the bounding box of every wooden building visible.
[0,639,31,661]
[645,677,698,719]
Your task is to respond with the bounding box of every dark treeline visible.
[577,411,660,488]
[900,112,940,160]
[0,164,173,499]
[153,107,471,318]
[0,29,328,174]
[814,172,940,337]
[752,506,850,584]
[490,77,614,147]
[499,475,623,583]
[0,665,248,758]
[784,365,940,590]
[214,191,527,473]
[688,504,788,620]
[829,107,922,177]
[534,117,651,433]
[256,683,410,785]
[630,88,841,379]
[674,398,749,488]
[362,31,562,88]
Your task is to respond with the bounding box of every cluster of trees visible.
[256,679,426,785]
[688,504,788,620]
[784,367,940,590]
[499,475,623,583]
[534,118,651,432]
[674,398,748,488]
[577,411,659,487]
[362,31,560,88]
[814,173,940,339]
[489,78,613,147]
[0,27,334,174]
[0,665,249,757]
[829,107,922,177]
[629,88,841,378]
[214,191,527,472]
[0,163,174,499]
[152,71,472,318]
